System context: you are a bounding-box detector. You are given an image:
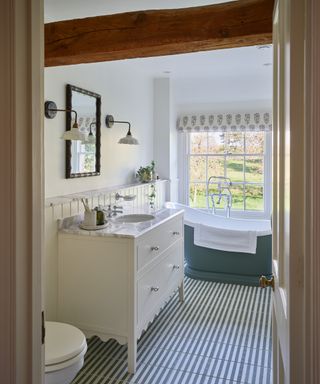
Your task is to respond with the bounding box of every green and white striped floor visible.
[72,277,272,384]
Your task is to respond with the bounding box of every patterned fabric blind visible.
[177,111,272,132]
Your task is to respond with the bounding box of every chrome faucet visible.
[104,205,123,218]
[115,193,123,200]
[206,176,233,218]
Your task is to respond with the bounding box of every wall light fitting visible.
[44,101,87,141]
[105,114,139,145]
[82,122,96,144]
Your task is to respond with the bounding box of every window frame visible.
[178,131,272,219]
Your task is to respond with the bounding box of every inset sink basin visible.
[113,214,155,223]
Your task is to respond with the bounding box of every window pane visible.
[83,154,95,172]
[189,183,207,208]
[226,156,244,182]
[230,184,244,210]
[245,157,263,183]
[83,143,96,152]
[208,132,226,154]
[245,132,264,154]
[225,132,244,154]
[208,157,224,178]
[190,132,207,154]
[245,185,264,211]
[189,156,206,181]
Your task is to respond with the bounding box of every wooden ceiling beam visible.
[45,0,274,67]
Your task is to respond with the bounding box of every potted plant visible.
[136,160,155,183]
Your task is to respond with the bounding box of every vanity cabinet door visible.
[137,240,183,332]
[58,235,132,340]
[137,216,183,271]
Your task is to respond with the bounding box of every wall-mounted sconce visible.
[105,114,139,145]
[82,122,96,144]
[44,101,87,141]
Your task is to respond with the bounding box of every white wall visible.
[176,99,272,115]
[153,78,171,180]
[173,74,272,108]
[45,61,154,198]
[153,78,179,201]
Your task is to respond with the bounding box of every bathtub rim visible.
[165,202,272,237]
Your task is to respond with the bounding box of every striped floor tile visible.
[72,277,272,384]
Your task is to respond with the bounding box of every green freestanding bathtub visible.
[165,202,272,286]
[184,225,272,286]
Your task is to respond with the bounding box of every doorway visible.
[1,2,317,383]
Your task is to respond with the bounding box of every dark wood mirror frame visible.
[65,84,101,178]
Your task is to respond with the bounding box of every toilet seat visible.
[45,322,87,373]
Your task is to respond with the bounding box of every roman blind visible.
[177,111,272,132]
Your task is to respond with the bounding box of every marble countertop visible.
[58,208,184,239]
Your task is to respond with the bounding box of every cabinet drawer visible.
[137,216,183,271]
[137,240,183,327]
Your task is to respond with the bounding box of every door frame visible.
[304,0,320,382]
[0,0,44,382]
[1,0,320,383]
[272,0,306,382]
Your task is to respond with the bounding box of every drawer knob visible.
[173,231,180,236]
[151,246,160,251]
[151,286,159,292]
[173,265,180,270]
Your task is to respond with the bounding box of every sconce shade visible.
[45,100,86,141]
[62,128,87,141]
[85,132,96,144]
[105,114,139,145]
[82,122,96,144]
[118,131,139,145]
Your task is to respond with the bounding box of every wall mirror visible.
[66,84,101,178]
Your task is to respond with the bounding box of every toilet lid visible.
[45,322,87,366]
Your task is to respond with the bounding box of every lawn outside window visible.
[184,131,272,219]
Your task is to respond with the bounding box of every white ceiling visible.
[44,0,235,22]
[44,0,272,101]
[78,45,272,82]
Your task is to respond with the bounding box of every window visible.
[71,142,96,173]
[185,131,271,217]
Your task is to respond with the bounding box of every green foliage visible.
[136,160,155,183]
[149,184,156,209]
[189,183,263,211]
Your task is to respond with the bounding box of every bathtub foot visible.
[178,281,184,302]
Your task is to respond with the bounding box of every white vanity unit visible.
[57,208,184,373]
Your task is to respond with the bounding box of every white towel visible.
[194,223,257,254]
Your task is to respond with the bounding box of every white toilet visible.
[45,322,87,384]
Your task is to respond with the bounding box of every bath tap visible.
[209,193,232,218]
[206,176,232,218]
[104,205,123,218]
